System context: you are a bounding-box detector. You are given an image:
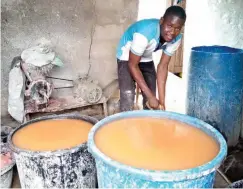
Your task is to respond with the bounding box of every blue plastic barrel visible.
[88,110,227,188]
[186,46,243,147]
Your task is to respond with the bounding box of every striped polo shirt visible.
[116,19,182,62]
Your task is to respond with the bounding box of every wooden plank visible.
[25,96,107,114]
[166,0,173,7]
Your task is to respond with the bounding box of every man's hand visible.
[148,96,160,109]
[159,102,166,110]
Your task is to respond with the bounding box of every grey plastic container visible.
[8,114,98,189]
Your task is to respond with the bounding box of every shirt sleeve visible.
[130,33,148,56]
[163,35,182,56]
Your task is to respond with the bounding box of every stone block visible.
[91,38,118,59]
[95,0,124,12]
[93,25,124,42]
[89,57,117,87]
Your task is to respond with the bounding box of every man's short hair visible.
[163,6,186,21]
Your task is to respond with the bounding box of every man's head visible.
[160,6,186,42]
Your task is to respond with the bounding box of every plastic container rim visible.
[191,45,243,54]
[8,114,98,157]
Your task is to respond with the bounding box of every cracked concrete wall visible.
[1,0,138,121]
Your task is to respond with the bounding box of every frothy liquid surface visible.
[13,119,93,151]
[95,118,219,170]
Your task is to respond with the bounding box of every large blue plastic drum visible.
[186,46,243,146]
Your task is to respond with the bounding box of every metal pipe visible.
[216,168,232,185]
[54,86,74,89]
[46,76,73,82]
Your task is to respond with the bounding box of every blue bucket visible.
[88,110,227,188]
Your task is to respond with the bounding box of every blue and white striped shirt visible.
[116,19,182,62]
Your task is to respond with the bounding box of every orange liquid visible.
[95,118,219,170]
[13,119,93,151]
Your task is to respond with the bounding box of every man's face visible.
[160,15,185,42]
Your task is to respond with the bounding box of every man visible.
[116,6,186,111]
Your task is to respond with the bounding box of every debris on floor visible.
[221,138,243,182]
[1,143,16,188]
[0,152,12,169]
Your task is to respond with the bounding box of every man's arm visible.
[157,53,171,110]
[129,51,159,109]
